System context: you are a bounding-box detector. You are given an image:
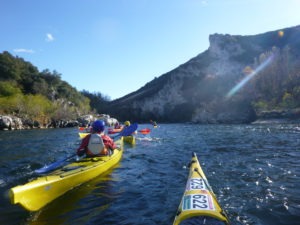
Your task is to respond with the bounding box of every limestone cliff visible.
[107,25,300,123]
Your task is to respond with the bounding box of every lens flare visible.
[278,30,284,38]
[226,54,274,98]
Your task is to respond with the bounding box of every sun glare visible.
[226,54,274,99]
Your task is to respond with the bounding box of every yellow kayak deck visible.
[9,144,123,211]
[173,152,230,225]
[121,136,136,145]
[78,132,89,139]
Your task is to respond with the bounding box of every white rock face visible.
[131,33,251,118]
[206,34,246,77]
[133,74,186,116]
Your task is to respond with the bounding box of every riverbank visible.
[0,114,119,130]
[252,108,300,124]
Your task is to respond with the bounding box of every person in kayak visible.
[150,120,157,127]
[109,121,123,133]
[124,120,130,128]
[123,121,137,135]
[113,120,131,133]
[114,121,122,129]
[77,120,116,157]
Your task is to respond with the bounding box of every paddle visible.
[112,123,138,139]
[138,128,151,135]
[78,127,85,131]
[35,154,76,174]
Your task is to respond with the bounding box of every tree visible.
[0,81,21,97]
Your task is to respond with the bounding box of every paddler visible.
[150,120,157,127]
[123,121,137,135]
[113,120,137,135]
[111,121,124,133]
[77,120,116,157]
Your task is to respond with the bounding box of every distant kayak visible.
[138,128,151,134]
[78,132,89,139]
[173,152,230,225]
[78,127,92,132]
[121,136,136,145]
[108,128,120,134]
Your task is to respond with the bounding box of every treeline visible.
[81,90,110,114]
[244,46,300,113]
[0,51,108,125]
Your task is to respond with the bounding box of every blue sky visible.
[1,0,300,100]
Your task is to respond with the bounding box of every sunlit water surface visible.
[0,123,299,225]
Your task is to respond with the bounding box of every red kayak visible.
[109,128,150,135]
[108,129,120,134]
[138,128,151,135]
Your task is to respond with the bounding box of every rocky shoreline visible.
[0,114,119,131]
[252,118,300,124]
[252,108,300,124]
[1,109,299,130]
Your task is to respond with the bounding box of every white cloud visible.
[46,33,54,42]
[13,48,35,53]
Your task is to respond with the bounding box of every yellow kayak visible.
[121,136,136,145]
[78,132,89,139]
[9,142,123,211]
[173,152,230,225]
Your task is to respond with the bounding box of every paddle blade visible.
[35,154,76,174]
[79,127,85,131]
[113,123,138,139]
[120,123,138,136]
[35,161,65,174]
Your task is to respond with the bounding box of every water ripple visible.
[0,124,299,225]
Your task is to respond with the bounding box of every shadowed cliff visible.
[107,25,300,123]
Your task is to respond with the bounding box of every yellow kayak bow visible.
[173,152,230,225]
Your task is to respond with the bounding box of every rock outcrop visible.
[107,25,300,123]
[0,114,119,130]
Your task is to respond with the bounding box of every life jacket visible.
[87,133,107,156]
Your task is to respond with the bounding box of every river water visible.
[0,123,299,225]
